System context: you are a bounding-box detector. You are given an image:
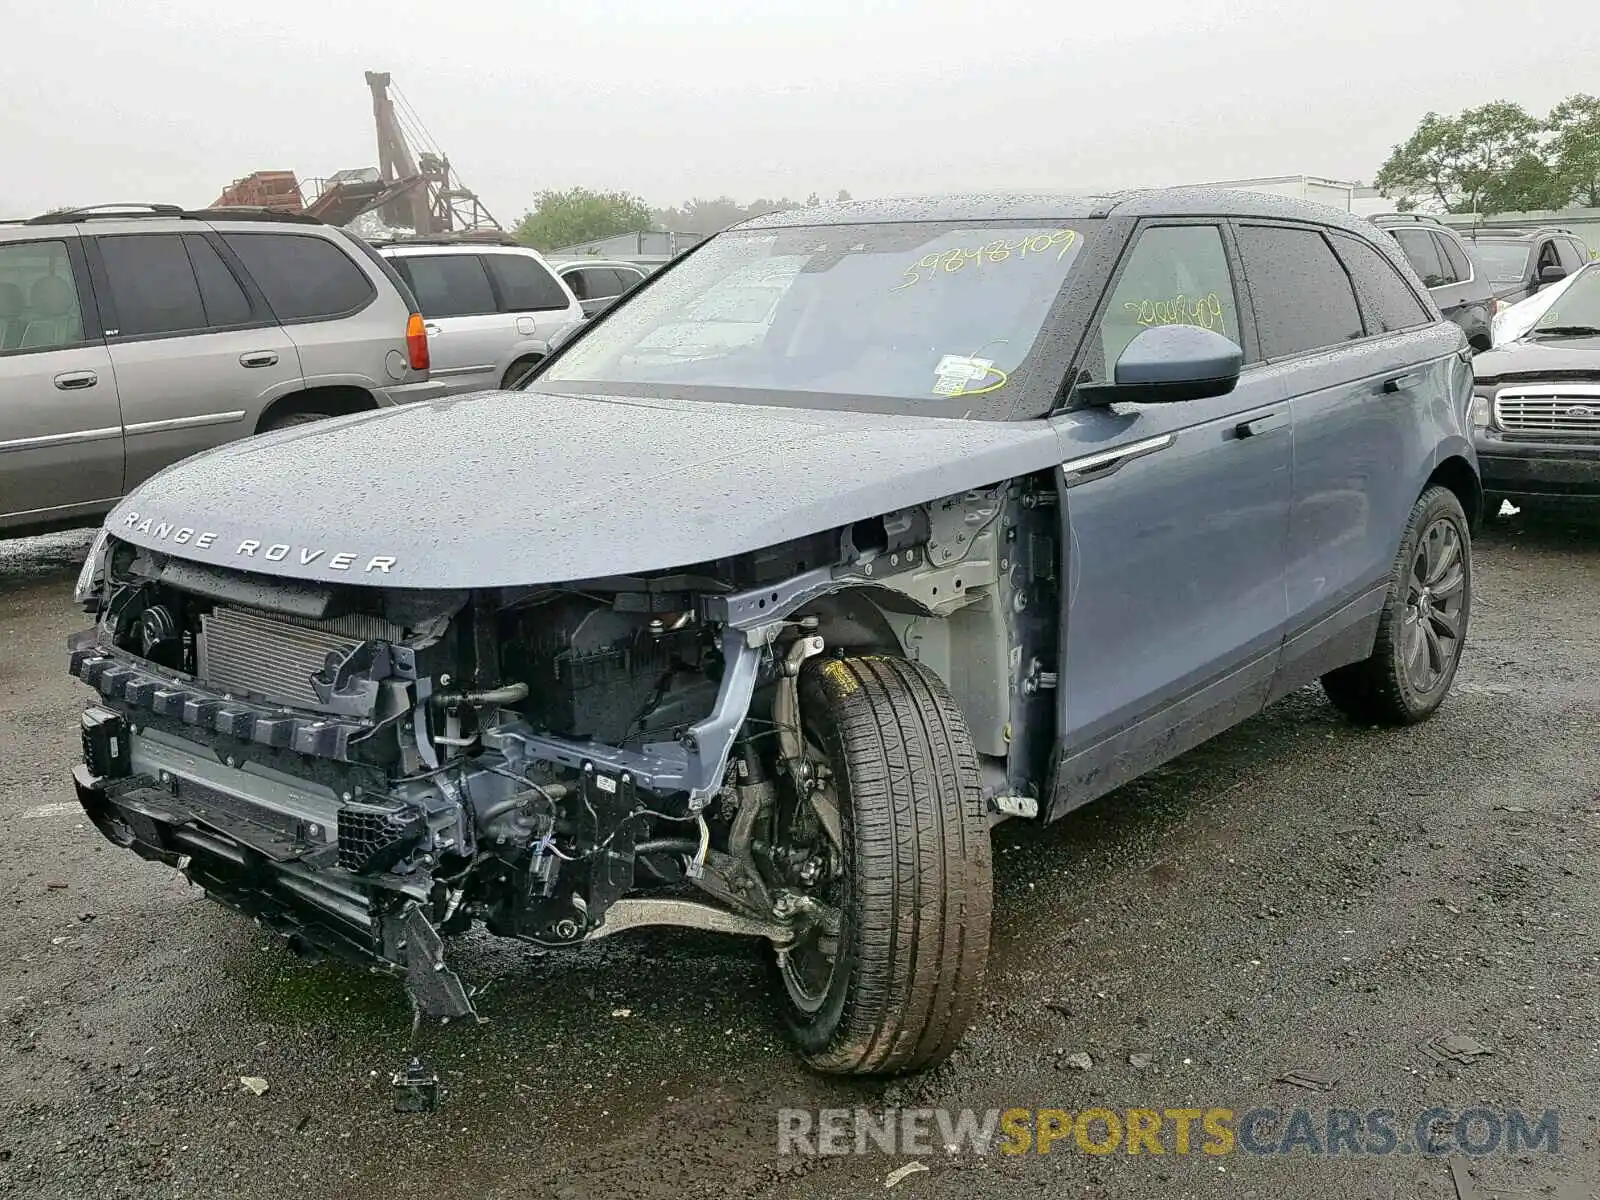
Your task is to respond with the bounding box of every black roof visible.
[733,187,1387,237]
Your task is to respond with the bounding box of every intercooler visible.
[196,606,404,712]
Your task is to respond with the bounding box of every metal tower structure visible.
[365,71,501,236]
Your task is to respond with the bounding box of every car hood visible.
[107,388,1066,589]
[1475,334,1600,382]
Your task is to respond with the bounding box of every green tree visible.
[1548,93,1600,207]
[512,187,653,252]
[1376,101,1557,215]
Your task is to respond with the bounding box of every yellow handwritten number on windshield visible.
[894,230,1077,291]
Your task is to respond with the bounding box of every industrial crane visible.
[212,71,502,236]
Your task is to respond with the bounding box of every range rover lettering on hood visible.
[119,511,397,574]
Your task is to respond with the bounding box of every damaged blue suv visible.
[68,188,1479,1077]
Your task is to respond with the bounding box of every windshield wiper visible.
[1531,324,1600,337]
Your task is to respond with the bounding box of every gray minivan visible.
[0,204,442,538]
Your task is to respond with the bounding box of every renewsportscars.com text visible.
[776,1106,1561,1158]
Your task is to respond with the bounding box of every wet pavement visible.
[1,515,1597,1200]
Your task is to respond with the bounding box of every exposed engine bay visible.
[68,481,1059,1023]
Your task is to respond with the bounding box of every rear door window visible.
[1391,228,1450,289]
[1237,224,1365,357]
[96,233,208,338]
[220,232,375,321]
[184,235,253,327]
[1329,233,1432,333]
[0,239,87,352]
[397,254,497,318]
[484,253,571,312]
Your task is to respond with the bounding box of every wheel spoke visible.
[1421,618,1445,680]
[1405,615,1427,678]
[1428,605,1461,641]
[1430,566,1465,600]
[1424,529,1459,586]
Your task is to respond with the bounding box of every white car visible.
[1490,262,1595,347]
[374,238,583,392]
[552,258,650,318]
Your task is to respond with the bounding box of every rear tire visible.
[1321,486,1471,726]
[260,408,337,432]
[775,655,991,1076]
[502,356,542,389]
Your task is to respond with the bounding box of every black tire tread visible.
[793,654,991,1076]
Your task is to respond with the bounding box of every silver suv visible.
[0,203,444,539]
[373,236,584,392]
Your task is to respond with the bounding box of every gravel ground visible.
[1,515,1596,1200]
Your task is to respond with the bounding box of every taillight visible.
[406,312,429,372]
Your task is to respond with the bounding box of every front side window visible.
[0,239,85,353]
[221,232,374,322]
[397,254,497,319]
[1090,224,1241,373]
[1468,240,1531,284]
[1330,233,1432,333]
[1237,225,1364,357]
[97,233,207,338]
[533,219,1096,417]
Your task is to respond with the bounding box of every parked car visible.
[1463,227,1592,308]
[67,188,1479,1077]
[0,203,442,539]
[1369,213,1496,350]
[1471,259,1600,510]
[373,236,584,392]
[553,258,650,318]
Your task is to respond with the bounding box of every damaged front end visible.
[67,484,1054,1026]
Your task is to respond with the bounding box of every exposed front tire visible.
[1320,485,1472,726]
[772,655,991,1076]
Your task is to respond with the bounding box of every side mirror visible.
[1079,324,1244,407]
[1538,263,1568,285]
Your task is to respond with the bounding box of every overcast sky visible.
[5,0,1597,222]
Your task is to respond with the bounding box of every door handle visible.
[1235,411,1285,438]
[1382,373,1420,393]
[53,371,98,390]
[239,351,279,368]
[424,323,442,335]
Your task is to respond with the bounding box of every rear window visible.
[221,232,376,321]
[396,254,497,318]
[1468,240,1532,284]
[485,253,571,312]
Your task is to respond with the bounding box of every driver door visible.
[1048,220,1295,814]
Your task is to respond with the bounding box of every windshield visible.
[1529,264,1600,334]
[531,219,1096,418]
[1468,240,1531,283]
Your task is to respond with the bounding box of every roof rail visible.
[25,202,183,225]
[365,230,522,248]
[183,206,325,225]
[1368,212,1445,226]
[23,203,326,227]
